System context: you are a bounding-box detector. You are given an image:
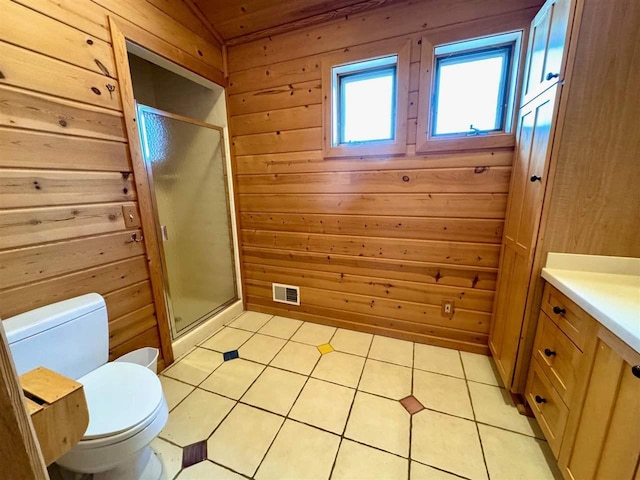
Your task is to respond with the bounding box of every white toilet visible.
[5,293,169,480]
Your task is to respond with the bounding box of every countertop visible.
[541,253,640,353]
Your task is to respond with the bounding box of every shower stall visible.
[128,47,239,340]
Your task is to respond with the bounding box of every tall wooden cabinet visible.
[489,0,577,391]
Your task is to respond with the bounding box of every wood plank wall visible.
[0,0,224,367]
[226,0,543,354]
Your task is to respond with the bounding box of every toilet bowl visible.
[5,294,168,480]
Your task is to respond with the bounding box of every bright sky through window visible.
[341,70,394,143]
[434,54,506,135]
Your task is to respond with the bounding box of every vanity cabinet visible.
[525,281,640,479]
[559,327,640,480]
[524,283,595,459]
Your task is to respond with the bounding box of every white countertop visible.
[541,253,640,354]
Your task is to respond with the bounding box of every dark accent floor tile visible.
[223,350,239,361]
[182,440,207,468]
[400,395,425,415]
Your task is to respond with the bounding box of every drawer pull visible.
[552,306,566,315]
[544,348,557,357]
[632,365,640,379]
[546,72,560,81]
[530,175,542,182]
[535,395,547,404]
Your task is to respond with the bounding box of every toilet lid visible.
[79,362,164,440]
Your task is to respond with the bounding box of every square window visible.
[416,31,522,153]
[432,46,512,136]
[322,40,410,158]
[337,64,396,144]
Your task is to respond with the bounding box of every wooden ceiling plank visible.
[181,0,225,46]
[221,0,404,45]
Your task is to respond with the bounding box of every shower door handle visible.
[161,225,169,241]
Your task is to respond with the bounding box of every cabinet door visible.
[562,328,640,480]
[488,244,530,385]
[489,87,560,387]
[521,0,574,106]
[503,85,558,258]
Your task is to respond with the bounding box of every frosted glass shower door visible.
[137,105,237,335]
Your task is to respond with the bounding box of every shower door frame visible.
[136,104,239,339]
[110,15,245,366]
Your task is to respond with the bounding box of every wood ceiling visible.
[190,0,402,45]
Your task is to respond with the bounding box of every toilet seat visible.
[78,362,164,441]
[57,362,169,475]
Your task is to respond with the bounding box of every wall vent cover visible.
[272,283,300,306]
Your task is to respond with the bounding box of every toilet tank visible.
[4,293,109,379]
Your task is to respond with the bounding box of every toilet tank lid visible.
[4,293,105,344]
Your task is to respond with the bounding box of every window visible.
[334,57,397,144]
[432,45,512,136]
[416,31,522,152]
[322,40,410,157]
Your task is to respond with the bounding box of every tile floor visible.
[155,311,562,480]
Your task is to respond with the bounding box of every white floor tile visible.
[241,367,306,415]
[311,351,365,388]
[151,438,182,480]
[358,359,412,400]
[410,461,461,480]
[239,333,286,364]
[333,440,408,480]
[289,378,355,434]
[461,351,503,386]
[412,409,487,480]
[270,341,321,375]
[230,311,273,332]
[200,358,264,400]
[345,391,410,457]
[176,461,245,480]
[208,403,283,477]
[414,344,464,378]
[468,381,544,438]
[200,327,253,353]
[290,322,336,345]
[258,316,303,339]
[368,335,413,367]
[255,420,340,480]
[160,376,195,411]
[160,389,234,447]
[413,370,474,420]
[163,348,223,386]
[330,328,373,357]
[479,424,561,480]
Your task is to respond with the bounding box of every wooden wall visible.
[0,0,224,367]
[226,0,543,353]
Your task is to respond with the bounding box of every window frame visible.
[322,39,411,158]
[416,31,524,153]
[337,64,397,145]
[431,44,513,136]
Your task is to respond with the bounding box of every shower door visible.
[137,104,237,336]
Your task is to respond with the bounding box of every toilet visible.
[5,293,169,480]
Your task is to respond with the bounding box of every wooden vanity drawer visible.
[525,358,569,458]
[541,283,591,350]
[532,312,583,406]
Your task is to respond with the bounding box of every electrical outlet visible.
[441,299,455,318]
